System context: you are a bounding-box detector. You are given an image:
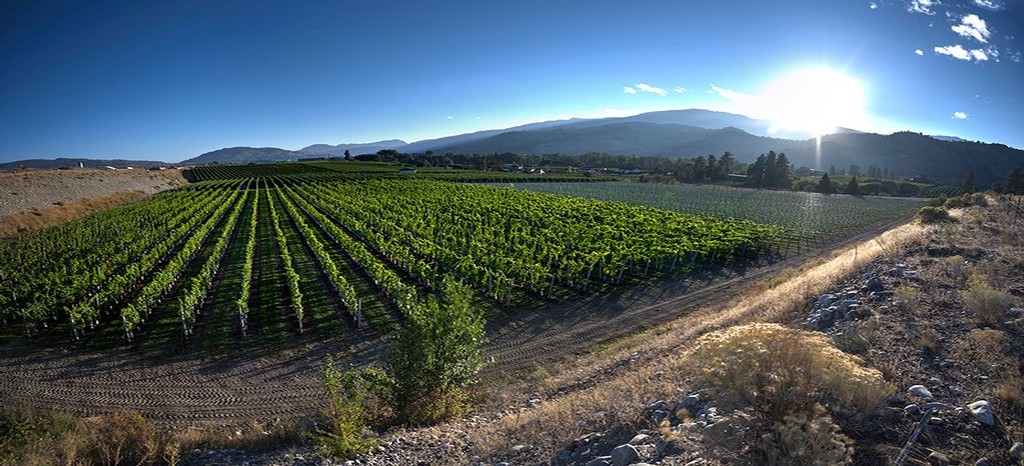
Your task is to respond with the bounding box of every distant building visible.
[398,167,417,175]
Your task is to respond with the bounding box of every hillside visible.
[300,139,407,157]
[180,146,309,165]
[0,157,172,172]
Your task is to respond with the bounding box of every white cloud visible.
[907,0,938,14]
[444,115,455,120]
[915,49,925,55]
[934,44,971,60]
[869,1,878,9]
[973,0,1004,11]
[951,14,990,43]
[952,111,969,119]
[635,83,668,96]
[623,86,637,94]
[708,84,747,100]
[674,86,687,93]
[970,48,990,60]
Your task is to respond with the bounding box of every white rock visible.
[967,400,995,426]
[909,385,933,399]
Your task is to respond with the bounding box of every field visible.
[0,162,928,425]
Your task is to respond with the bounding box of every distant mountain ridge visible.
[300,139,407,157]
[180,147,308,165]
[0,157,171,172]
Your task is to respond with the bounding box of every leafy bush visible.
[689,324,890,422]
[385,277,486,425]
[311,356,382,459]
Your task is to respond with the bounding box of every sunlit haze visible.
[0,0,1021,162]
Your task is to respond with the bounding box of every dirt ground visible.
[0,168,186,237]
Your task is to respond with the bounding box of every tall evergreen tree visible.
[719,151,735,178]
[845,176,861,196]
[816,173,836,194]
[1006,168,1024,195]
[772,152,792,189]
[746,154,768,188]
[692,156,707,181]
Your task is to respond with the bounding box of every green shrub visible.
[385,277,485,425]
[311,356,382,459]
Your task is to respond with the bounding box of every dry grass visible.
[0,190,149,237]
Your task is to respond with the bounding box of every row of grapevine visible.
[236,185,259,334]
[266,181,305,333]
[177,187,249,335]
[119,187,245,341]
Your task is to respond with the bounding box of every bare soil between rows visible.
[0,216,913,428]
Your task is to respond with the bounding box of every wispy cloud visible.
[445,115,455,119]
[623,86,637,94]
[674,87,688,93]
[972,0,1005,11]
[869,1,879,9]
[952,111,969,119]
[635,83,668,96]
[952,14,990,43]
[934,44,992,61]
[707,84,747,100]
[915,49,924,55]
[907,0,938,15]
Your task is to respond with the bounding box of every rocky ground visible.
[174,196,1024,465]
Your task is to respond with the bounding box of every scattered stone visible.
[928,417,945,426]
[1007,307,1024,318]
[585,456,611,466]
[974,458,991,466]
[628,434,650,445]
[508,444,531,455]
[651,410,667,424]
[967,400,995,426]
[1010,442,1024,459]
[648,400,669,411]
[593,411,606,421]
[865,276,884,292]
[928,451,950,465]
[878,305,891,314]
[905,404,920,415]
[680,393,701,409]
[924,402,950,411]
[909,385,934,399]
[819,294,837,306]
[610,444,639,466]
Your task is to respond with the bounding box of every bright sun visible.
[761,68,867,137]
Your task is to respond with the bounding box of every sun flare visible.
[761,68,867,137]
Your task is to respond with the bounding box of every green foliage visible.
[385,277,486,425]
[844,176,860,196]
[1004,167,1024,194]
[816,173,836,194]
[1,408,166,466]
[311,356,381,459]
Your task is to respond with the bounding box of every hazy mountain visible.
[300,139,407,157]
[0,157,171,172]
[929,135,970,143]
[180,147,308,165]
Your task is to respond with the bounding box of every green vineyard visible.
[1,170,792,349]
[0,162,931,352]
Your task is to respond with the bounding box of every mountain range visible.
[9,109,1022,185]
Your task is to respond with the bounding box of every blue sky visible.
[0,0,1021,163]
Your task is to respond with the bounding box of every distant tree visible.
[691,156,707,181]
[343,149,352,161]
[771,152,792,188]
[816,173,836,194]
[1005,167,1024,194]
[845,176,861,196]
[706,154,718,180]
[829,165,838,176]
[746,154,769,189]
[961,170,976,194]
[719,151,735,177]
[848,164,861,178]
